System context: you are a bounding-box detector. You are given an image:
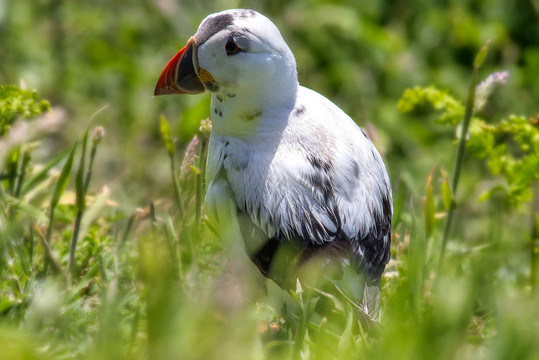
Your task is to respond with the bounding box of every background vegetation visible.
[1,0,538,359]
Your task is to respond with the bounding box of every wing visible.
[210,86,392,285]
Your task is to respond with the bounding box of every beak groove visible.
[154,37,206,96]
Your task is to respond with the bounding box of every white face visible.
[194,10,297,96]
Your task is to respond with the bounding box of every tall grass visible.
[1,47,538,360]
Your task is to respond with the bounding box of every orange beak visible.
[154,37,206,96]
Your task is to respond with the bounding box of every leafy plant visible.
[0,85,50,137]
[398,49,538,289]
[399,73,539,206]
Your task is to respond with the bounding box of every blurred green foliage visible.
[0,85,50,136]
[1,0,538,203]
[1,0,538,359]
[401,85,539,206]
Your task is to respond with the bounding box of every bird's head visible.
[154,9,298,101]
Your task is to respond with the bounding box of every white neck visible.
[210,74,298,139]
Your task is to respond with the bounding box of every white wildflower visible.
[92,126,106,144]
[474,71,509,111]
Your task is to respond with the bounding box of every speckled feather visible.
[193,10,392,291]
[206,86,392,283]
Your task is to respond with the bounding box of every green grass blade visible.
[473,41,490,69]
[118,210,138,254]
[14,146,31,198]
[21,146,71,196]
[160,115,175,158]
[50,143,77,212]
[439,42,490,266]
[2,193,48,223]
[160,115,183,214]
[441,169,453,210]
[424,170,436,239]
[6,146,20,195]
[43,143,76,274]
[75,129,88,211]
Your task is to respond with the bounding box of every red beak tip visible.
[155,41,202,96]
[154,82,177,96]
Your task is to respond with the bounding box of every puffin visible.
[154,9,392,319]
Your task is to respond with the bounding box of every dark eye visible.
[225,37,242,55]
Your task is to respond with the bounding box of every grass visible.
[1,48,538,360]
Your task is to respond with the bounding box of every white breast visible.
[205,86,391,248]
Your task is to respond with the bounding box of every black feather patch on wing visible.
[355,192,392,284]
[236,146,392,288]
[248,228,356,288]
[244,190,392,287]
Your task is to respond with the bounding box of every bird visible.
[154,9,392,320]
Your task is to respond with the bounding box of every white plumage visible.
[155,9,392,318]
